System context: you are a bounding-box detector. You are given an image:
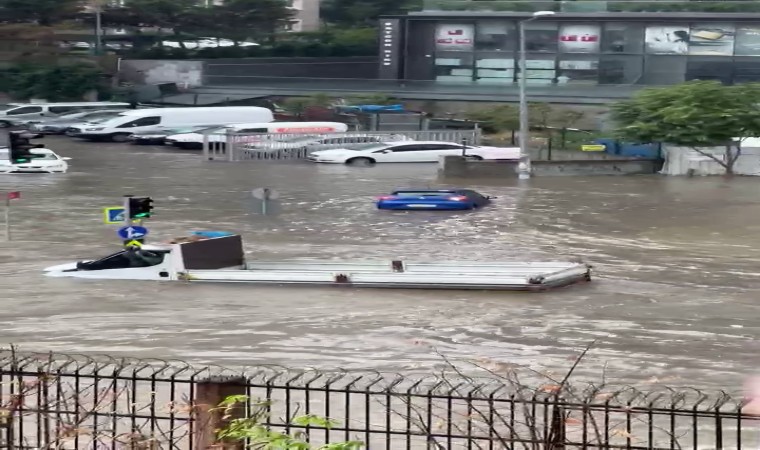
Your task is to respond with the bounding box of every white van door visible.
[5,105,46,121]
[110,116,163,142]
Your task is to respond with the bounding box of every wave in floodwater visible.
[0,138,759,392]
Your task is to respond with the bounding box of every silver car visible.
[29,109,128,134]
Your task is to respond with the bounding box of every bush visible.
[0,64,107,101]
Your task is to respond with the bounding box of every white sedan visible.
[307,141,521,165]
[0,148,71,174]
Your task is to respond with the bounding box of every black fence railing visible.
[1,349,759,450]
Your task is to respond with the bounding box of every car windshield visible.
[87,113,128,124]
[392,191,456,197]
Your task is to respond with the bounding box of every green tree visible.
[0,0,82,26]
[321,0,421,27]
[0,64,105,101]
[214,0,294,43]
[612,80,760,175]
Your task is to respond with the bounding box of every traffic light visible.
[128,197,154,219]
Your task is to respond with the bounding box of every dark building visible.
[378,1,760,101]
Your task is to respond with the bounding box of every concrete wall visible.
[438,156,661,178]
[119,59,204,87]
[203,57,378,85]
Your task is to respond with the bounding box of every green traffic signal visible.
[127,196,154,219]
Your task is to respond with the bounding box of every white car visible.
[307,141,521,165]
[0,148,71,173]
[244,134,410,153]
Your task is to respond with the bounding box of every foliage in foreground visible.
[0,64,106,101]
[215,394,363,450]
[612,80,760,174]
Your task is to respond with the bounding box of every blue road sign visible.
[103,207,126,224]
[117,225,149,240]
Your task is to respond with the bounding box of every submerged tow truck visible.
[44,233,593,291]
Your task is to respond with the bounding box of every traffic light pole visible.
[123,195,133,227]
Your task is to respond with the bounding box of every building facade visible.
[288,0,321,32]
[379,9,760,89]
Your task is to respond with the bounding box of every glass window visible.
[519,54,556,85]
[49,106,75,114]
[642,55,687,84]
[645,25,689,54]
[688,24,734,56]
[735,26,760,56]
[599,55,644,84]
[435,51,474,83]
[435,23,474,52]
[475,51,515,84]
[558,24,601,53]
[602,23,645,53]
[475,20,516,51]
[733,56,760,82]
[118,116,161,128]
[525,22,558,52]
[7,106,43,115]
[686,56,732,83]
[557,56,599,84]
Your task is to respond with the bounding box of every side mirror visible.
[382,149,392,154]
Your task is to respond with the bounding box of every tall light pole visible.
[518,10,555,180]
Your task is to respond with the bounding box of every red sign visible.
[6,191,20,200]
[560,35,599,42]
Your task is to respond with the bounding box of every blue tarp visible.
[342,104,405,113]
[192,231,234,238]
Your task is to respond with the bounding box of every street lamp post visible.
[518,10,555,180]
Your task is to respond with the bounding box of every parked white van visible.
[0,102,131,126]
[69,107,275,142]
[164,121,350,149]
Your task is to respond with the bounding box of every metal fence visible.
[201,129,482,162]
[2,349,760,450]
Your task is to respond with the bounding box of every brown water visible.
[1,136,759,391]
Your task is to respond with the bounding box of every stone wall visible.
[438,156,661,178]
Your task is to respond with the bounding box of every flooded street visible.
[1,136,759,391]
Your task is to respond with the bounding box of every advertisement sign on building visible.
[435,24,475,51]
[645,25,690,54]
[689,24,735,56]
[735,27,760,56]
[558,24,601,53]
[378,19,401,79]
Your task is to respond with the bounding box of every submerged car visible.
[0,148,71,173]
[308,141,521,165]
[130,125,219,145]
[29,109,127,134]
[376,189,491,211]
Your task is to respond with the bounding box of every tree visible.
[212,0,294,43]
[0,0,82,26]
[612,80,760,175]
[321,0,421,27]
[0,64,106,101]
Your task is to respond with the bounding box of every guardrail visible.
[202,129,482,162]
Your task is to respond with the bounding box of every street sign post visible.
[117,225,148,240]
[5,191,19,241]
[103,207,125,224]
[251,187,280,215]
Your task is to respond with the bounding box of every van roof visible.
[115,106,273,117]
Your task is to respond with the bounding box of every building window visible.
[735,26,760,56]
[733,56,760,82]
[686,56,732,84]
[558,24,601,53]
[435,23,475,52]
[642,55,687,84]
[519,54,556,85]
[524,22,558,52]
[645,25,689,54]
[688,24,734,56]
[475,20,516,51]
[475,52,515,84]
[599,55,644,84]
[602,22,645,53]
[435,51,474,83]
[557,55,599,84]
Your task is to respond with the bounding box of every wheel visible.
[110,133,132,143]
[346,157,375,167]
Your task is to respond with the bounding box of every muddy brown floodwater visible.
[0,136,759,391]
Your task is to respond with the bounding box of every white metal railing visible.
[202,129,482,162]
